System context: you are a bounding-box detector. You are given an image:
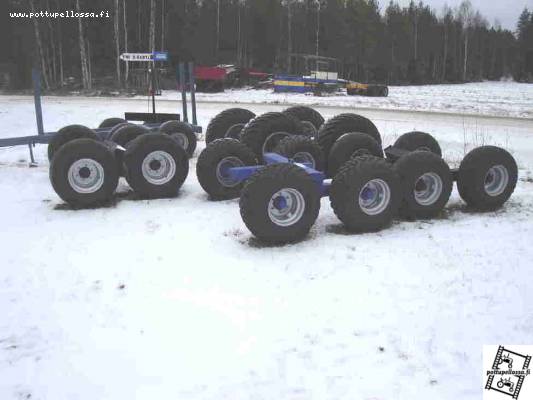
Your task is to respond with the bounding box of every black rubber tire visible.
[159,120,197,157]
[123,133,189,199]
[225,123,245,139]
[205,108,256,144]
[393,151,453,219]
[330,155,401,232]
[327,132,383,177]
[47,124,99,161]
[239,163,321,243]
[49,138,119,207]
[283,106,325,130]
[318,113,381,171]
[196,138,258,200]
[110,124,150,147]
[457,146,518,211]
[273,136,325,172]
[240,112,305,161]
[394,131,442,157]
[98,117,126,129]
[108,122,132,138]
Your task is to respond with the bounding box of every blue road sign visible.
[153,51,169,62]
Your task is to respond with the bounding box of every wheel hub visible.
[413,172,443,206]
[268,188,306,227]
[141,150,176,185]
[216,157,244,187]
[358,179,391,215]
[484,165,509,197]
[67,158,105,194]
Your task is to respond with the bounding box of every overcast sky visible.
[390,0,533,30]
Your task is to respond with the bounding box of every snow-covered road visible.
[1,94,532,400]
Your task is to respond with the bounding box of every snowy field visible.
[1,86,533,399]
[156,81,533,119]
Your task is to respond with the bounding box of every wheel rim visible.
[301,121,317,136]
[173,132,189,150]
[414,172,443,206]
[263,132,290,154]
[216,156,244,187]
[292,152,315,168]
[358,179,391,215]
[268,188,306,227]
[141,150,176,185]
[225,123,245,139]
[484,165,509,197]
[67,158,105,194]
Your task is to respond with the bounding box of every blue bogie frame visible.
[0,62,202,164]
[225,152,330,195]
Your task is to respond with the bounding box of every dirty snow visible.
[1,90,533,400]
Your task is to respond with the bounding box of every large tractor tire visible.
[318,113,381,175]
[123,133,189,199]
[283,106,325,131]
[196,138,258,200]
[327,132,383,177]
[47,124,100,162]
[110,124,150,147]
[239,163,321,243]
[393,151,453,219]
[205,108,256,144]
[49,138,119,207]
[98,117,126,129]
[330,155,401,232]
[240,112,305,161]
[159,120,197,158]
[457,146,517,211]
[273,136,325,171]
[393,131,442,157]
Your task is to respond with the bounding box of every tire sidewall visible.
[124,134,189,198]
[50,139,118,206]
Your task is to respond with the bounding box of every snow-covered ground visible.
[154,81,533,119]
[1,89,533,400]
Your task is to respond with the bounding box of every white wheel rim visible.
[263,132,290,154]
[358,179,391,215]
[292,151,315,168]
[414,172,443,206]
[141,151,176,185]
[173,133,189,150]
[268,188,306,227]
[484,165,509,197]
[67,158,105,194]
[216,157,244,187]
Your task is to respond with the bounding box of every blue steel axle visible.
[226,152,331,196]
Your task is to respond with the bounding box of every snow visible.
[1,86,533,400]
[154,81,533,119]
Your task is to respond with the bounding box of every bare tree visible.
[30,0,49,89]
[123,0,129,85]
[55,0,64,86]
[76,0,91,89]
[114,0,121,86]
[149,0,156,53]
[457,0,474,81]
[161,0,165,50]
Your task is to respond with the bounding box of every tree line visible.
[2,0,533,90]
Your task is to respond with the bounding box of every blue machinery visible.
[0,62,201,164]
